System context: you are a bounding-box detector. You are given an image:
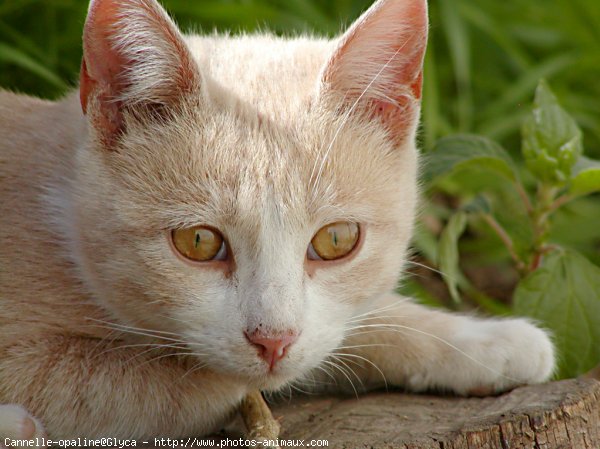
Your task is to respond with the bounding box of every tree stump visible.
[269,378,600,449]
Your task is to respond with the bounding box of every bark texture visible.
[268,378,600,449]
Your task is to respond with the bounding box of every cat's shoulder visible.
[0,89,80,123]
[0,90,83,165]
[0,89,54,118]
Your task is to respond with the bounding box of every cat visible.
[0,0,555,441]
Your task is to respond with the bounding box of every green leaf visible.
[425,134,518,184]
[438,211,468,304]
[569,156,600,196]
[521,80,583,185]
[463,195,492,214]
[514,249,600,379]
[412,223,439,266]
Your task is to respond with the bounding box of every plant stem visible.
[481,213,527,274]
[547,194,574,215]
[526,184,560,274]
[515,181,534,213]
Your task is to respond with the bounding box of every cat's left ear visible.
[319,0,428,143]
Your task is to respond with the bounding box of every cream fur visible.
[0,0,554,441]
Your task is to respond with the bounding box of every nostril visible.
[244,331,298,369]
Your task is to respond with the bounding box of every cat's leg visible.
[306,294,554,396]
[0,334,247,439]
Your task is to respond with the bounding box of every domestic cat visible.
[0,0,554,441]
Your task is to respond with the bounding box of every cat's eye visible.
[308,222,360,261]
[171,226,227,262]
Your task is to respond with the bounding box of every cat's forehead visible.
[190,107,401,205]
[116,103,408,231]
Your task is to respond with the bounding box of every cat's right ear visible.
[80,0,201,148]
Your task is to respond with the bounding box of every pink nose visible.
[245,331,298,370]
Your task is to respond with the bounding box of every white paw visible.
[0,405,46,448]
[455,318,555,395]
[406,317,556,396]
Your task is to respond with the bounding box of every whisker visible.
[90,327,122,353]
[334,342,396,350]
[289,383,317,396]
[297,371,331,389]
[330,354,365,391]
[87,322,188,344]
[322,358,359,398]
[347,298,410,322]
[132,351,201,369]
[85,317,184,337]
[156,313,194,327]
[312,364,338,387]
[348,323,520,383]
[180,360,210,381]
[346,314,409,325]
[122,344,189,364]
[406,259,454,280]
[92,342,187,362]
[331,352,388,390]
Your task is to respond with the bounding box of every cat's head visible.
[73,0,427,390]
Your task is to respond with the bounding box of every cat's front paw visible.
[461,318,555,396]
[0,405,47,448]
[499,319,555,386]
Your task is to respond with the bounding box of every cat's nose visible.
[245,330,298,370]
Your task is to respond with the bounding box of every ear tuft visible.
[320,0,428,143]
[80,0,200,146]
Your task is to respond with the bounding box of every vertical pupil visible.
[332,230,338,246]
[194,231,201,248]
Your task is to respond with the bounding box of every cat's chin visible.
[227,364,309,392]
[244,375,291,392]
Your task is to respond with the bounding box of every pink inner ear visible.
[80,0,131,114]
[81,59,123,145]
[398,0,428,97]
[321,0,428,141]
[79,0,201,148]
[79,59,93,115]
[412,72,424,100]
[79,0,133,148]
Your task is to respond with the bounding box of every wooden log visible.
[268,379,600,449]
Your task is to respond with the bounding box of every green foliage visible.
[570,157,600,197]
[425,134,518,183]
[428,81,600,379]
[514,249,600,378]
[438,211,468,304]
[522,81,583,185]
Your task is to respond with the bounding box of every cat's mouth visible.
[216,342,312,391]
[242,352,305,391]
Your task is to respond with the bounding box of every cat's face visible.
[73,0,427,390]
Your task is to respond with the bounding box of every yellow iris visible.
[172,226,225,261]
[310,222,359,260]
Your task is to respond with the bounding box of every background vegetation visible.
[1,0,599,379]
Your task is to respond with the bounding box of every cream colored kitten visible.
[0,0,554,441]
